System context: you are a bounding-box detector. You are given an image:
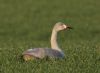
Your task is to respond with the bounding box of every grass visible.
[0,0,100,73]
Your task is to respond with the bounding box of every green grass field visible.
[0,0,100,73]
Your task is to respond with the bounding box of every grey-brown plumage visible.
[22,22,72,61]
[22,48,64,59]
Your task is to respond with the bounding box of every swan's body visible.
[22,22,72,61]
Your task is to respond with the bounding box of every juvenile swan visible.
[22,22,72,61]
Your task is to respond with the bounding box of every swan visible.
[22,22,72,61]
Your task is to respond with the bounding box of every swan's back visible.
[22,48,64,60]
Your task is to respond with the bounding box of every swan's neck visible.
[50,29,62,51]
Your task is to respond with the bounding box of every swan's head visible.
[53,22,72,32]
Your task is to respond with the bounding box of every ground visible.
[0,0,100,73]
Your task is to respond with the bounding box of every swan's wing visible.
[45,49,64,58]
[22,48,64,59]
[22,48,45,59]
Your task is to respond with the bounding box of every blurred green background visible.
[0,0,100,73]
